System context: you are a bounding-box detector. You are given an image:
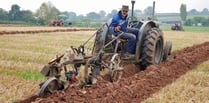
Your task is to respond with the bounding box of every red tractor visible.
[50,20,64,26]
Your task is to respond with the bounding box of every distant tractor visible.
[68,22,72,26]
[50,20,64,26]
[171,23,184,31]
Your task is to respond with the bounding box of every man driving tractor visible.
[109,5,139,59]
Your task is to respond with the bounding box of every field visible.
[0,26,209,103]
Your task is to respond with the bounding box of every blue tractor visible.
[38,1,172,98]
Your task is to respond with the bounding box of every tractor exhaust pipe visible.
[131,0,135,21]
[152,1,155,20]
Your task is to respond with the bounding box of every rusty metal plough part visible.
[38,26,125,97]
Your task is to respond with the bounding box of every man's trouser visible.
[120,28,139,54]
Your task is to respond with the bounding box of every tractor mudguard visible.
[135,20,159,61]
[92,19,113,54]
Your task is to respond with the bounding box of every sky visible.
[1,0,209,15]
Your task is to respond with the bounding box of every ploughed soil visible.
[0,28,96,35]
[18,42,209,103]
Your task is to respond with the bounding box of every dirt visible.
[18,42,209,103]
[0,28,96,35]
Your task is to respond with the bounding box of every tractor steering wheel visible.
[128,20,139,28]
[127,16,139,28]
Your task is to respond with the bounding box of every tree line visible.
[0,2,208,27]
[0,2,145,27]
[180,4,209,26]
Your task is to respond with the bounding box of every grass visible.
[0,69,45,81]
[0,26,208,102]
[160,25,209,32]
[0,30,96,102]
[163,31,209,50]
[0,75,40,103]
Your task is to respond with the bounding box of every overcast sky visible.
[1,0,209,15]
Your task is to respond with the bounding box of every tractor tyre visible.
[162,41,172,61]
[140,27,164,69]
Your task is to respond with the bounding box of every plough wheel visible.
[109,54,123,82]
[38,77,64,98]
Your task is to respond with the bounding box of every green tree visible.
[86,12,101,20]
[77,14,85,21]
[201,8,209,14]
[9,4,22,21]
[188,9,198,15]
[21,10,35,22]
[0,8,9,20]
[68,12,77,20]
[184,18,193,26]
[35,1,59,25]
[99,10,106,17]
[180,3,187,21]
[99,10,106,20]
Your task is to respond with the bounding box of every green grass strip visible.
[160,25,209,32]
[0,69,45,81]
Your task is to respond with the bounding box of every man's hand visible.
[114,26,121,32]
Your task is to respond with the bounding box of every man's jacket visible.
[109,11,128,36]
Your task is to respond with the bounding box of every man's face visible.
[121,10,128,18]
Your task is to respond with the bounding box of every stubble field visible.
[0,26,209,103]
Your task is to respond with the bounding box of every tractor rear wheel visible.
[140,28,164,68]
